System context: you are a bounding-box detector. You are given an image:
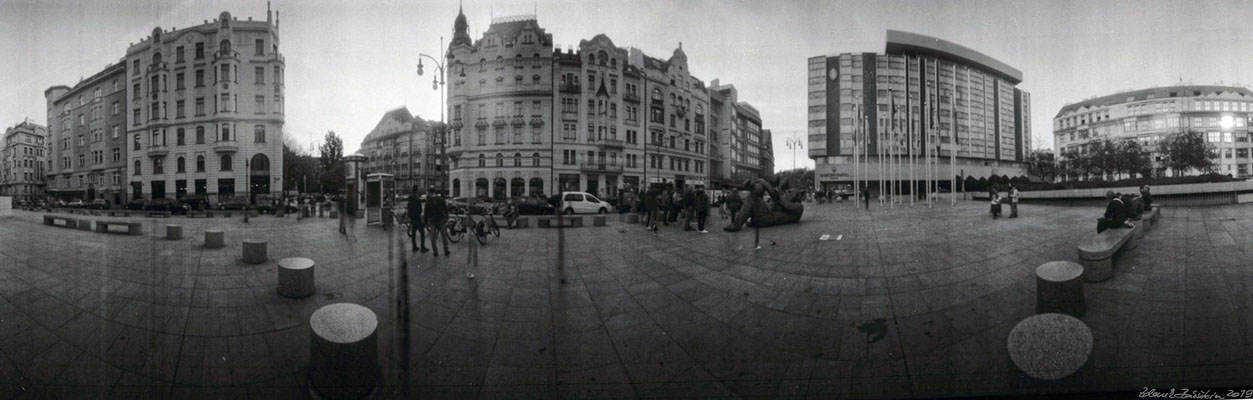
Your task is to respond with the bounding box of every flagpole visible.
[878,107,883,206]
[888,90,895,209]
[852,103,858,208]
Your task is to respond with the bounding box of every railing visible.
[590,138,625,148]
[559,83,581,93]
[623,93,640,103]
[579,162,624,172]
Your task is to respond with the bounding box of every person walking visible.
[670,187,683,224]
[694,189,710,233]
[644,186,659,232]
[658,186,672,226]
[424,187,451,257]
[861,184,871,210]
[1008,183,1020,218]
[407,187,428,252]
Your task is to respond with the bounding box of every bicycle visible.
[481,208,501,238]
[445,207,487,245]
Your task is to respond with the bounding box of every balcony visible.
[579,162,624,173]
[623,92,640,103]
[147,145,169,157]
[213,140,238,153]
[559,83,581,93]
[590,138,625,149]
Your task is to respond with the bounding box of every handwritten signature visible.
[1140,387,1246,399]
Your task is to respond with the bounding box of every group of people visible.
[988,184,1021,219]
[404,185,452,257]
[636,184,713,233]
[1097,185,1153,233]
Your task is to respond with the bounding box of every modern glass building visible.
[1054,85,1253,178]
[807,30,1031,193]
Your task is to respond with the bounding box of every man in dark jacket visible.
[682,187,696,231]
[424,187,450,256]
[694,190,710,233]
[644,187,659,231]
[407,187,428,252]
[1097,190,1134,233]
[1140,185,1153,211]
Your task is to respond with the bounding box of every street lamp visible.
[417,36,447,195]
[785,132,803,170]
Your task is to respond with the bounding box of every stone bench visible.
[539,216,583,228]
[187,211,214,218]
[247,209,260,218]
[242,239,268,264]
[1077,224,1137,282]
[278,257,316,298]
[513,217,529,228]
[309,303,379,399]
[43,214,78,229]
[146,211,171,218]
[1036,261,1085,317]
[106,210,131,217]
[96,220,142,235]
[222,211,234,218]
[165,225,183,240]
[1140,207,1161,232]
[593,215,607,227]
[89,209,103,216]
[205,230,225,249]
[1008,313,1092,381]
[77,219,94,231]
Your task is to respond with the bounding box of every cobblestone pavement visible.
[1,200,1252,399]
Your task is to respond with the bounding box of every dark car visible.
[219,197,248,210]
[509,196,556,215]
[89,199,111,209]
[125,198,147,210]
[254,195,277,214]
[181,195,211,211]
[145,198,177,212]
[448,197,491,215]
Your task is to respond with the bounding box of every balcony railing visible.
[213,140,238,153]
[590,138,625,148]
[147,145,169,156]
[579,162,624,172]
[559,83,581,93]
[623,93,640,103]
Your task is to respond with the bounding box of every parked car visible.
[508,196,556,215]
[560,191,613,214]
[448,197,491,215]
[125,198,147,210]
[145,198,177,212]
[219,197,248,210]
[89,199,111,209]
[254,195,277,214]
[180,195,210,211]
[66,200,86,208]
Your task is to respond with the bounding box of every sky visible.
[4,0,1253,173]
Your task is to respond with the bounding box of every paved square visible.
[1,201,1252,398]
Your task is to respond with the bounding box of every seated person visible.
[1097,191,1134,233]
[1125,193,1144,220]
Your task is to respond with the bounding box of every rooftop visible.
[1055,85,1253,118]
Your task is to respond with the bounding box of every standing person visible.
[682,187,696,231]
[1096,191,1133,233]
[643,186,659,231]
[424,187,450,257]
[989,187,1002,219]
[336,195,347,236]
[861,184,871,210]
[1140,185,1153,211]
[504,199,519,229]
[726,189,742,223]
[407,187,428,252]
[694,189,710,233]
[658,186,672,226]
[670,187,683,224]
[1008,183,1020,218]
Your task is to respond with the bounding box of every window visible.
[220,154,232,171]
[533,153,540,167]
[134,160,141,175]
[255,67,265,84]
[195,42,204,59]
[478,154,485,167]
[274,66,281,84]
[195,97,205,116]
[176,101,185,118]
[176,73,185,90]
[174,128,184,145]
[513,153,522,167]
[255,39,265,56]
[196,126,205,144]
[255,96,265,113]
[176,46,185,62]
[220,39,231,54]
[132,59,140,75]
[221,125,231,141]
[196,156,205,172]
[220,94,230,112]
[195,69,204,87]
[254,125,266,143]
[176,157,185,173]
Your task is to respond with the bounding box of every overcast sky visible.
[4,0,1253,172]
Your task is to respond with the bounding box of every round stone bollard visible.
[1035,261,1085,317]
[1008,313,1092,381]
[204,230,225,249]
[308,303,380,399]
[329,210,339,219]
[242,239,268,264]
[165,225,183,240]
[278,257,316,299]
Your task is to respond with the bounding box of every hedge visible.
[1014,173,1240,192]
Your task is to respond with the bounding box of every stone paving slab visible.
[1,202,1253,398]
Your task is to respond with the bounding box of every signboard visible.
[0,196,11,217]
[816,165,850,181]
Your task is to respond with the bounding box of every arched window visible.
[532,153,540,167]
[176,157,185,173]
[195,126,205,144]
[652,88,663,101]
[134,160,141,175]
[250,153,269,172]
[479,58,486,72]
[220,40,231,53]
[254,125,265,143]
[513,152,521,167]
[597,51,608,66]
[176,128,185,145]
[196,155,205,172]
[153,52,162,64]
[220,154,232,171]
[478,154,485,167]
[495,153,503,167]
[611,58,617,69]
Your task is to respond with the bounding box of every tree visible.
[282,136,318,193]
[1158,130,1216,176]
[768,168,814,191]
[1024,150,1057,182]
[317,131,346,194]
[1116,139,1152,179]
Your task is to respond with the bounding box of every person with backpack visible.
[407,187,428,252]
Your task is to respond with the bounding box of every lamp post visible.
[417,36,447,195]
[785,132,803,171]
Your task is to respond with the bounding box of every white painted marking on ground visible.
[819,234,830,241]
[837,234,843,241]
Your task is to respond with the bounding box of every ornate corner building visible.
[123,10,285,204]
[1,121,49,203]
[443,7,746,200]
[45,63,127,204]
[359,107,442,192]
[1053,85,1253,178]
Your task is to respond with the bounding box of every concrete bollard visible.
[205,230,225,249]
[278,257,316,298]
[1035,261,1085,317]
[165,224,183,240]
[308,303,379,399]
[242,239,268,264]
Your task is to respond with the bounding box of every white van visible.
[560,191,613,214]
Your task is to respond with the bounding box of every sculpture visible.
[724,178,804,232]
